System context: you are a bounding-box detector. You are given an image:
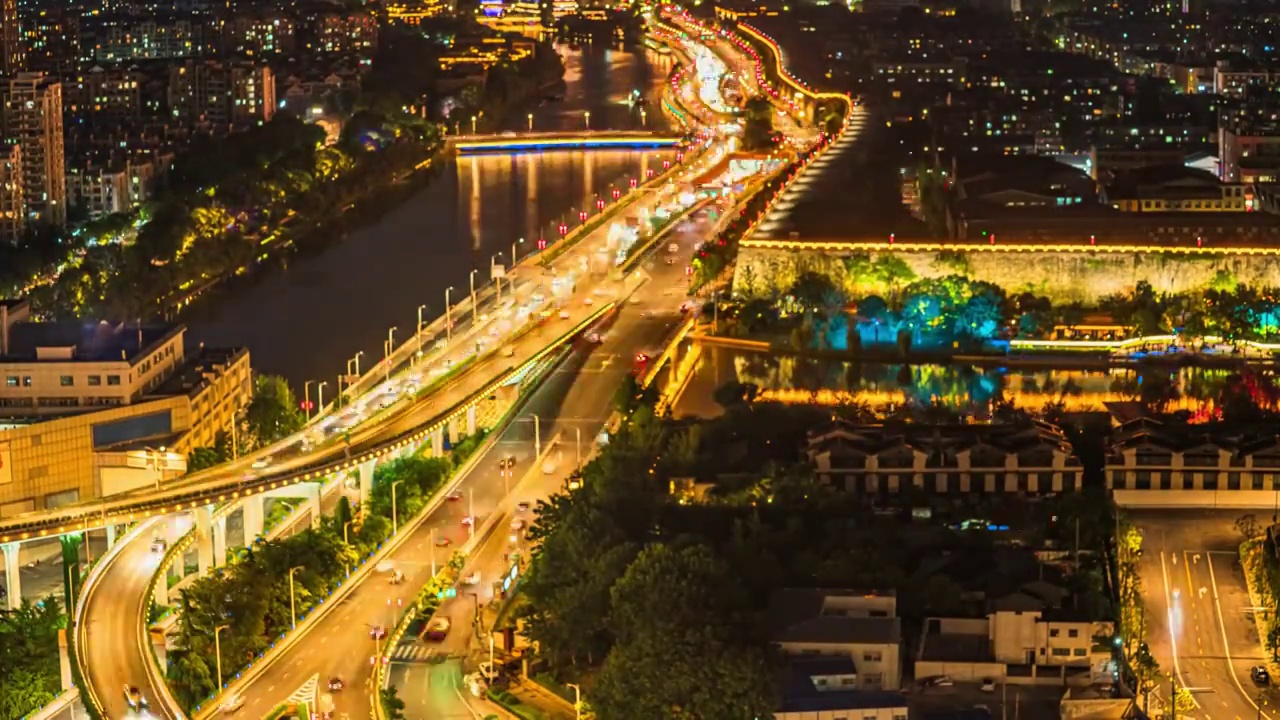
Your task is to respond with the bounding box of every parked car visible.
[1252,665,1271,686]
[980,678,996,692]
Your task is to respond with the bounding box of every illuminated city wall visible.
[734,243,1280,303]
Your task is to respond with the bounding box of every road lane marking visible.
[1206,551,1273,720]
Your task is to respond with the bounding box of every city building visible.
[0,300,251,514]
[223,13,298,57]
[62,66,143,124]
[1106,417,1280,493]
[805,419,1083,495]
[776,657,910,720]
[66,156,159,218]
[0,144,22,245]
[1219,121,1280,183]
[0,72,67,229]
[21,10,81,74]
[915,580,1115,683]
[1,0,23,74]
[768,588,903,691]
[1102,165,1254,213]
[92,18,207,62]
[306,9,378,58]
[168,60,275,131]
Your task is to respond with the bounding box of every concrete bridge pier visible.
[194,505,216,576]
[466,405,477,436]
[242,494,265,544]
[357,458,377,510]
[2,542,20,610]
[432,426,445,457]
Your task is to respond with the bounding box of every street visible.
[1135,511,1280,720]
[223,203,719,720]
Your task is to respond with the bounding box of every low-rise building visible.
[769,588,903,691]
[777,656,910,720]
[806,419,1082,495]
[0,300,251,514]
[1106,417,1280,494]
[1102,165,1254,213]
[915,581,1115,684]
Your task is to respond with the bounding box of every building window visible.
[60,375,74,386]
[1068,629,1079,638]
[22,376,31,386]
[863,651,882,662]
[1050,629,1060,637]
[88,375,102,386]
[107,375,121,386]
[863,672,882,686]
[1073,648,1087,656]
[4,376,16,387]
[1052,648,1070,656]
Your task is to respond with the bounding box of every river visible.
[184,42,677,387]
[674,345,1250,419]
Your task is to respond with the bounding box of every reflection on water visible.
[186,149,671,387]
[683,346,1249,415]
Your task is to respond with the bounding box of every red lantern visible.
[557,223,567,235]
[578,211,588,221]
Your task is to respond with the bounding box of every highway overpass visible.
[449,130,684,155]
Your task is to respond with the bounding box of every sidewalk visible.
[507,678,575,720]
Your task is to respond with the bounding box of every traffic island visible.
[1239,537,1280,680]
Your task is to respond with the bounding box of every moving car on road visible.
[425,618,451,641]
[124,685,147,710]
[1252,665,1271,686]
[219,695,245,714]
[328,677,345,692]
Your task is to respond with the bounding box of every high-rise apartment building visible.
[21,10,81,74]
[168,60,274,131]
[0,144,23,244]
[1,73,67,229]
[1,0,23,74]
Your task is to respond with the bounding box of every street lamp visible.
[352,351,364,376]
[445,286,455,344]
[417,304,428,360]
[391,480,406,534]
[584,111,591,130]
[490,252,504,301]
[471,115,477,134]
[214,624,230,690]
[566,683,582,720]
[384,326,397,382]
[304,380,315,421]
[641,108,647,127]
[288,566,303,629]
[317,381,328,415]
[469,269,479,318]
[527,113,534,131]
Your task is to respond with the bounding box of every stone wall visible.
[733,245,1280,302]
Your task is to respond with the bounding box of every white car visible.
[251,457,271,469]
[220,695,245,714]
[509,518,526,531]
[463,571,481,585]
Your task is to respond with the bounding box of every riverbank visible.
[695,331,1279,370]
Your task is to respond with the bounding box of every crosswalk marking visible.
[287,674,318,705]
[389,644,436,662]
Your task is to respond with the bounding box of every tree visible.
[591,543,777,720]
[380,686,406,720]
[244,375,305,445]
[740,95,777,152]
[1235,514,1261,541]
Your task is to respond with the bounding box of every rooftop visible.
[768,588,902,646]
[779,656,909,714]
[1,321,182,364]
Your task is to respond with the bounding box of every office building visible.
[0,73,66,229]
[0,300,252,514]
[1,0,22,74]
[0,144,22,244]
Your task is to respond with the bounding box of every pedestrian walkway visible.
[388,642,464,663]
[508,679,575,720]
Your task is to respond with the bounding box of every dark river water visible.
[184,43,676,387]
